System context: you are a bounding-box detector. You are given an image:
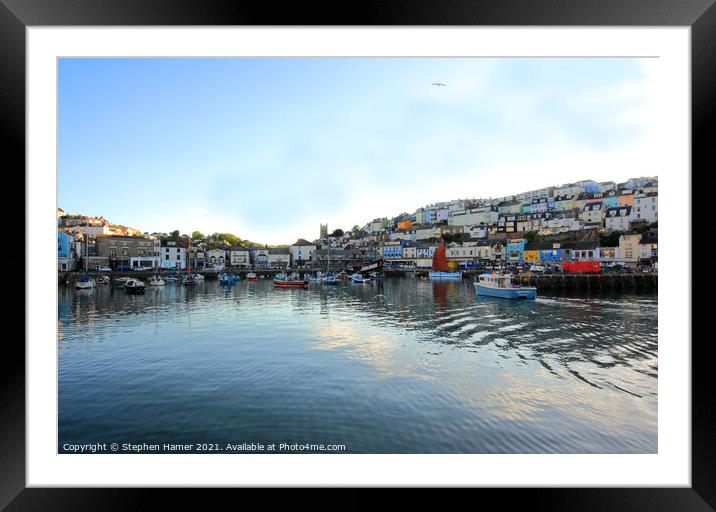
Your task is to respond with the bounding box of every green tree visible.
[170,230,180,240]
[223,233,241,246]
[441,233,462,244]
[330,228,344,237]
[599,231,622,247]
[191,231,205,240]
[524,231,537,243]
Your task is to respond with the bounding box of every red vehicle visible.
[563,260,601,273]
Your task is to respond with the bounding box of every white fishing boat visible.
[182,274,201,285]
[74,275,95,290]
[96,275,110,285]
[350,273,371,283]
[125,278,146,293]
[148,275,166,286]
[114,276,130,287]
[474,273,537,299]
[193,273,205,281]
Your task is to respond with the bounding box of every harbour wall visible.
[383,269,657,291]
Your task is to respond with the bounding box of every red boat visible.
[245,272,260,282]
[274,279,309,288]
[273,274,308,288]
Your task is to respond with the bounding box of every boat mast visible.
[84,215,88,273]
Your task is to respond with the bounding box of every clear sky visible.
[58,57,661,244]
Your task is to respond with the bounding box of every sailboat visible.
[428,240,462,280]
[148,274,166,286]
[321,243,341,284]
[74,227,95,289]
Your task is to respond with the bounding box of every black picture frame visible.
[5,0,708,508]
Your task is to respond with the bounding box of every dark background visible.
[3,0,710,509]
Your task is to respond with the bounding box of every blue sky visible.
[58,57,658,244]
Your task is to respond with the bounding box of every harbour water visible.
[58,278,657,453]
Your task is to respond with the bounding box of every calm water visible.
[58,278,657,453]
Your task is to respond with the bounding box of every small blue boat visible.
[322,272,341,285]
[350,273,371,283]
[219,273,238,285]
[474,273,536,299]
[428,271,463,280]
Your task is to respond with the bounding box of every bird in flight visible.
[432,82,447,87]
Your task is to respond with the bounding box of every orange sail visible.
[432,241,449,272]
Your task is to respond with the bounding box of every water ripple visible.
[58,279,657,453]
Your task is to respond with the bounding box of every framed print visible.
[5,0,710,508]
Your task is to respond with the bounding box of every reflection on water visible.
[58,279,657,453]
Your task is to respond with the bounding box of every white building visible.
[290,240,316,267]
[515,186,554,202]
[229,247,251,268]
[268,248,290,268]
[413,225,440,240]
[604,206,632,231]
[599,181,617,193]
[579,202,605,225]
[630,192,658,223]
[69,224,112,237]
[464,225,488,238]
[448,206,499,227]
[206,249,226,268]
[250,247,270,267]
[160,239,186,269]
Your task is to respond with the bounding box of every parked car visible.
[529,264,546,273]
[133,266,149,271]
[95,265,111,272]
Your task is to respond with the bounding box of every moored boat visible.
[350,273,371,283]
[182,274,202,286]
[428,241,462,280]
[219,273,238,285]
[245,272,260,282]
[96,275,110,285]
[114,276,130,287]
[125,278,146,293]
[148,275,166,286]
[273,272,309,288]
[74,275,95,290]
[474,273,536,299]
[322,272,341,285]
[428,270,463,279]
